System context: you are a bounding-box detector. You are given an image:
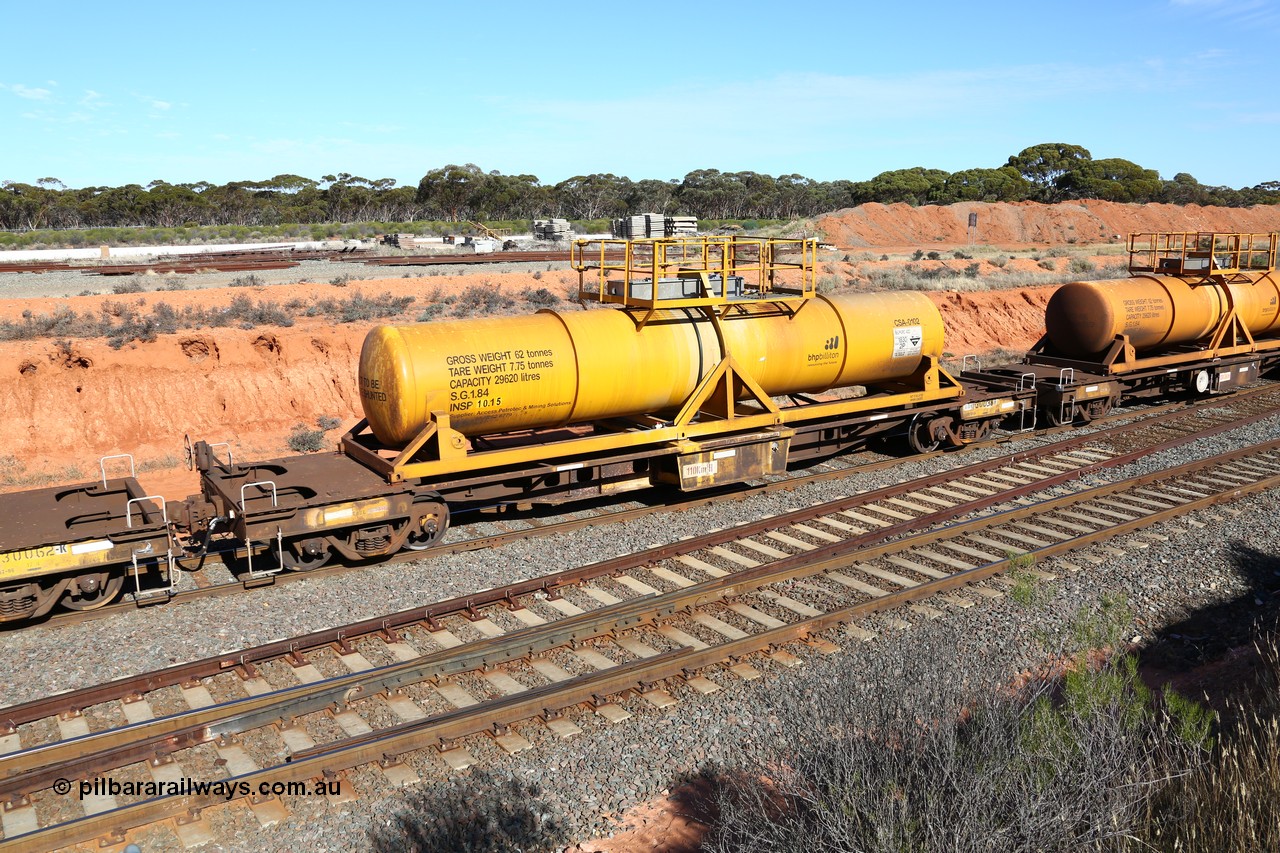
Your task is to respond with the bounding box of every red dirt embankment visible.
[3,201,1275,498]
[816,200,1280,248]
[928,286,1053,356]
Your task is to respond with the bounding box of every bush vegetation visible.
[3,144,1275,245]
[287,415,343,453]
[0,291,423,347]
[697,604,1280,853]
[368,769,569,852]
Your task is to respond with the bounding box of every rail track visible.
[18,385,1280,633]
[0,246,593,276]
[3,396,1280,849]
[356,249,600,267]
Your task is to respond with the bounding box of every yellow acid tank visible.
[359,292,944,446]
[1045,273,1280,358]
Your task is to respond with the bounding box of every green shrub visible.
[816,274,841,293]
[368,769,569,853]
[702,615,1215,853]
[454,283,515,316]
[111,278,146,294]
[524,287,560,306]
[287,424,326,453]
[338,293,416,322]
[418,304,446,322]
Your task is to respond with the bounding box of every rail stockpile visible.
[0,245,370,276]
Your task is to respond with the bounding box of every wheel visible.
[906,414,943,454]
[60,572,125,611]
[277,538,332,571]
[183,433,195,470]
[404,502,450,551]
[1042,403,1074,428]
[1077,396,1114,424]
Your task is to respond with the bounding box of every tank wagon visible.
[0,232,1275,623]
[963,232,1280,424]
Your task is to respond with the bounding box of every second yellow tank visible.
[1044,272,1280,358]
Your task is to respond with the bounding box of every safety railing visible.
[572,236,817,309]
[98,453,136,488]
[239,480,282,580]
[1128,232,1277,276]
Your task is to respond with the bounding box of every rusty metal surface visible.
[10,436,1280,851]
[0,478,166,551]
[3,387,1273,729]
[359,249,623,267]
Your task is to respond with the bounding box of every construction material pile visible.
[533,219,573,241]
[610,214,698,238]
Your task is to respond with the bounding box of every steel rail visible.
[3,388,1276,734]
[10,438,1280,851]
[23,385,1277,633]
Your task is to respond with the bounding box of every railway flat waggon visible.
[1,232,1275,624]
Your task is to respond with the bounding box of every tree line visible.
[2,143,1276,232]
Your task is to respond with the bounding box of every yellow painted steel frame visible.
[572,236,817,319]
[345,355,962,483]
[353,240,959,483]
[1039,321,1276,375]
[1129,232,1277,279]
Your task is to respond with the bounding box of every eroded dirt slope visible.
[817,200,1280,248]
[5,200,1277,497]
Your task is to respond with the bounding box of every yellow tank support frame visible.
[1031,232,1280,373]
[345,236,964,482]
[1128,232,1277,280]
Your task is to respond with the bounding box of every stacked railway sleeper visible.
[2,231,1280,627]
[4,407,1280,849]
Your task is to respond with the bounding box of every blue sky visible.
[1,0,1276,190]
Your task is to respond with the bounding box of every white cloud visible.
[1169,0,1280,28]
[151,100,171,110]
[78,89,110,110]
[2,83,53,101]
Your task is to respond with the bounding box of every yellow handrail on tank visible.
[572,236,817,311]
[1128,232,1277,278]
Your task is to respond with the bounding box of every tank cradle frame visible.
[343,237,976,487]
[973,232,1280,426]
[16,231,1279,624]
[1028,232,1280,378]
